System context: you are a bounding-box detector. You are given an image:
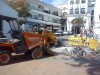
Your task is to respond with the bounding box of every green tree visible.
[7,0,32,25]
[71,17,85,27]
[7,0,32,18]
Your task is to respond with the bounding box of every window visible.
[75,8,79,14]
[53,18,60,23]
[89,0,95,2]
[81,0,86,3]
[44,16,49,21]
[38,5,44,11]
[32,13,38,19]
[48,17,53,22]
[44,7,50,14]
[70,0,74,4]
[69,9,74,14]
[53,11,58,16]
[81,8,85,14]
[38,14,43,20]
[89,3,94,7]
[31,3,38,10]
[99,14,100,19]
[75,0,80,4]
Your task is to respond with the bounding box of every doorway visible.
[71,25,80,34]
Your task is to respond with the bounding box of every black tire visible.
[24,52,31,57]
[0,51,12,65]
[31,48,43,59]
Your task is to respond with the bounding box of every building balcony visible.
[30,7,60,17]
[30,9,61,19]
[27,18,61,26]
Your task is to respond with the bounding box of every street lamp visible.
[67,19,70,32]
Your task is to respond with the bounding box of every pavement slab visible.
[0,54,100,75]
[0,35,100,75]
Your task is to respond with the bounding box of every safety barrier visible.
[89,38,98,51]
[68,36,86,46]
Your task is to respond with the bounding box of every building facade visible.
[0,0,18,39]
[58,0,95,33]
[94,0,100,28]
[93,0,100,42]
[22,0,62,32]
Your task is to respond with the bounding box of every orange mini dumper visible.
[0,15,49,65]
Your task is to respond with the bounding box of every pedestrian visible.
[80,30,83,37]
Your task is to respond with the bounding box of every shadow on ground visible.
[65,57,100,75]
[5,54,52,65]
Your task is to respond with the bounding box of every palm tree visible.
[71,17,85,27]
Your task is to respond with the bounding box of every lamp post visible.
[67,19,70,32]
[62,12,67,31]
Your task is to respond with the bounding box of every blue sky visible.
[42,0,53,4]
[42,0,68,6]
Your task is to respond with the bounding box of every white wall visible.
[94,0,100,28]
[93,0,100,42]
[58,0,93,32]
[57,4,69,14]
[28,0,62,27]
[0,0,18,39]
[67,14,91,32]
[67,0,88,14]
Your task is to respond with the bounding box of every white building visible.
[58,0,95,33]
[94,0,100,28]
[0,0,18,39]
[22,0,62,32]
[93,0,100,42]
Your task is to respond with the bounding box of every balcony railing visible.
[30,6,60,17]
[29,17,61,24]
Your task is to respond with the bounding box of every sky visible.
[42,0,68,6]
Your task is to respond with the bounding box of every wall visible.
[0,0,18,39]
[26,0,62,29]
[93,0,100,42]
[67,14,91,32]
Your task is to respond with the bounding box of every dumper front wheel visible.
[0,51,12,65]
[31,48,43,59]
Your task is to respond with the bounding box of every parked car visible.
[63,31,68,35]
[54,30,63,36]
[67,31,73,35]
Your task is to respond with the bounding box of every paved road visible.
[0,54,100,75]
[0,35,100,75]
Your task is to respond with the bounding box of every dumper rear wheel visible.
[0,51,12,65]
[31,48,43,59]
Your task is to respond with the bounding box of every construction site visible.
[0,0,100,75]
